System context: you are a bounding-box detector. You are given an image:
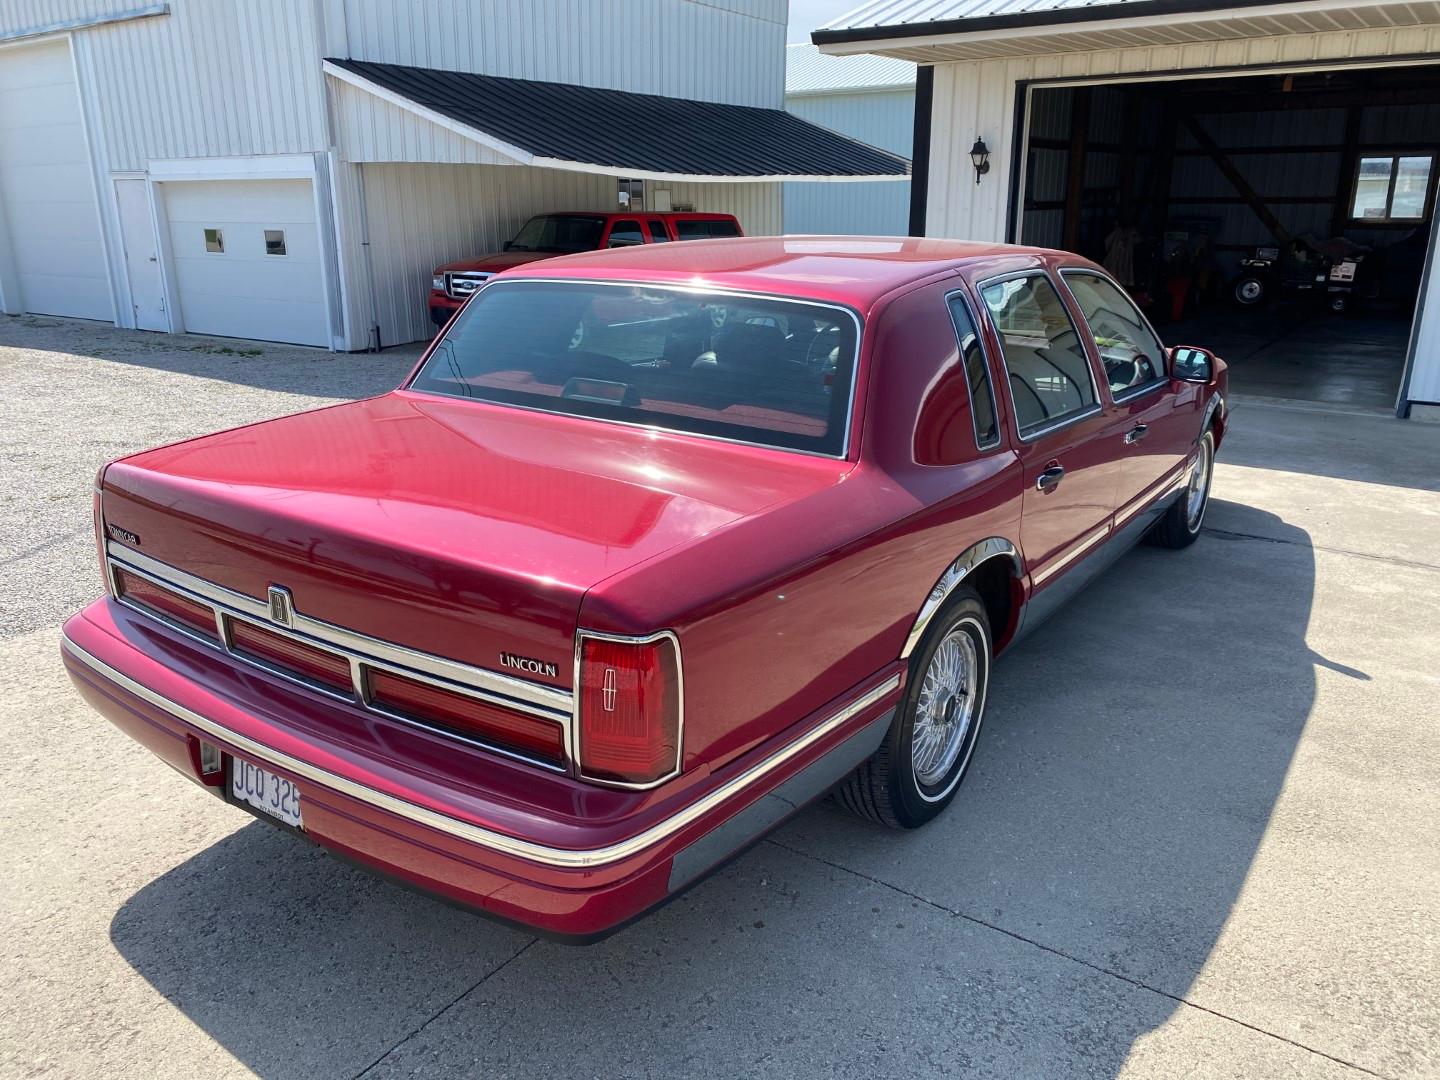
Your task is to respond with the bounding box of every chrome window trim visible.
[943,288,1002,453]
[974,269,1103,444]
[901,537,1022,659]
[106,542,571,717]
[62,634,900,870]
[413,276,865,462]
[1057,267,1171,401]
[572,628,685,790]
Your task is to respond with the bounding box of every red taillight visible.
[228,618,352,692]
[577,634,681,786]
[369,669,566,764]
[114,567,218,640]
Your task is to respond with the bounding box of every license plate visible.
[231,757,303,828]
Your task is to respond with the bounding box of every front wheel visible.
[1150,429,1214,549]
[835,589,991,829]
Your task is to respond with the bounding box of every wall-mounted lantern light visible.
[970,138,991,185]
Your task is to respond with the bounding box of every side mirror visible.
[1170,345,1216,384]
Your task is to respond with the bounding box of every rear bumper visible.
[61,599,900,942]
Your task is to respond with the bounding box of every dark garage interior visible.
[1019,64,1439,410]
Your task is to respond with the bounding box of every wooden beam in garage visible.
[1063,87,1092,251]
[1179,113,1292,247]
[1331,104,1363,238]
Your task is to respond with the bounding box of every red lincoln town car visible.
[62,237,1227,941]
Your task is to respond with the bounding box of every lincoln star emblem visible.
[602,667,618,712]
[267,585,295,628]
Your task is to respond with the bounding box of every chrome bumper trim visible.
[62,634,900,870]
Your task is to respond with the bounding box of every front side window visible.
[947,294,998,449]
[979,274,1096,437]
[411,281,858,456]
[508,215,607,253]
[1062,271,1166,396]
[1351,154,1434,222]
[606,220,645,247]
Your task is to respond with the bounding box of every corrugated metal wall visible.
[357,162,781,346]
[783,89,912,235]
[337,0,785,108]
[69,0,329,173]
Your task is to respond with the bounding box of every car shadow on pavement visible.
[108,501,1322,1077]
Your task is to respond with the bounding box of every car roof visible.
[500,235,1085,310]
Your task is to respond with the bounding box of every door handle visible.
[1124,423,1149,445]
[1035,463,1065,493]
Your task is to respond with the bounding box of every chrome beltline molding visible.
[105,541,571,717]
[62,634,900,870]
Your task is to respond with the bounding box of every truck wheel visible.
[835,589,991,829]
[1150,429,1214,549]
[1233,276,1266,306]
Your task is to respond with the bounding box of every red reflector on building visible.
[369,668,566,763]
[577,635,681,785]
[114,567,218,640]
[228,618,353,693]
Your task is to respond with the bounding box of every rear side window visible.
[647,221,671,242]
[675,219,741,240]
[412,280,858,456]
[607,220,644,247]
[947,294,999,449]
[979,274,1097,437]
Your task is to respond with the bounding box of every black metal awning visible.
[324,58,910,182]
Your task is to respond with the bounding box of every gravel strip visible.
[0,314,421,639]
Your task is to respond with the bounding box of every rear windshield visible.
[411,281,858,455]
[674,219,742,240]
[508,215,606,253]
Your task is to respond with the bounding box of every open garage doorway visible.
[1018,64,1440,411]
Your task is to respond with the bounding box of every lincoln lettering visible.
[500,652,559,678]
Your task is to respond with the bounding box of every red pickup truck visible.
[429,211,742,327]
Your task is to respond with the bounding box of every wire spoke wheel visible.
[910,626,979,789]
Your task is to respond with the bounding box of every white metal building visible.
[783,43,915,235]
[0,0,907,350]
[816,0,1440,417]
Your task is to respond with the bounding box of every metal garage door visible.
[0,40,112,321]
[163,179,327,347]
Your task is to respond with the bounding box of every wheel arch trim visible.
[900,538,1023,660]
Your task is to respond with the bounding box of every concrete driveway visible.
[2,316,1437,1079]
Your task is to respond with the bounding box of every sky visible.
[787,0,864,43]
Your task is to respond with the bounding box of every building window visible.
[1351,154,1435,222]
[264,229,287,256]
[204,228,224,253]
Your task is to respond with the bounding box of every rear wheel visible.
[1150,428,1214,549]
[835,590,991,829]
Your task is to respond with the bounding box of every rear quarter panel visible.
[581,279,1023,773]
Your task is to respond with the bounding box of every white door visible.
[114,179,167,331]
[163,179,327,347]
[0,40,112,321]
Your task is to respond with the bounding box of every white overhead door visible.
[163,179,328,347]
[0,40,112,321]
